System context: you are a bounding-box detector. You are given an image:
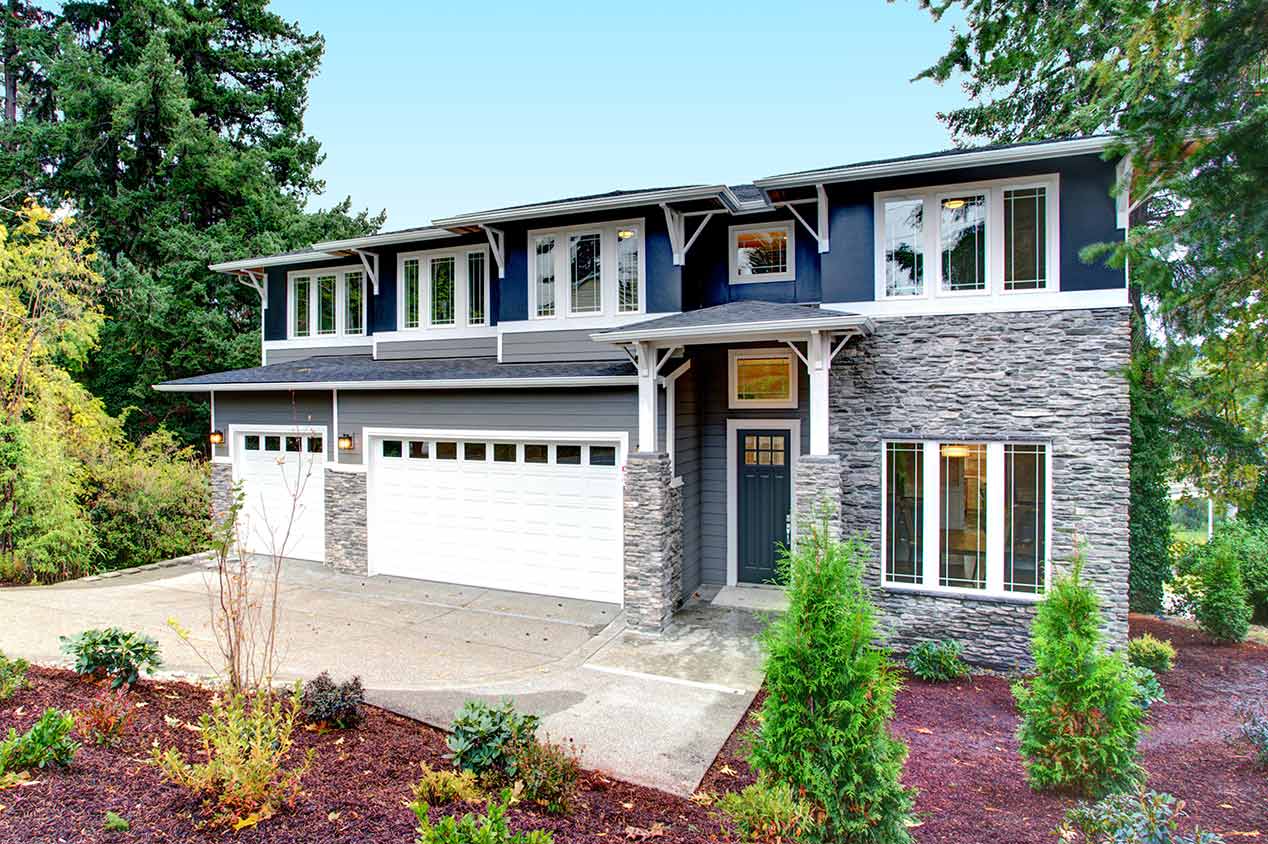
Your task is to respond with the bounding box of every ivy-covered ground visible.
[1,616,1264,843]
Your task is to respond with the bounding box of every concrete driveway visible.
[0,559,766,795]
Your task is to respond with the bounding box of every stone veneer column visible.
[324,468,368,575]
[623,452,682,633]
[794,455,843,540]
[210,462,234,523]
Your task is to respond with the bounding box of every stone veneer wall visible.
[623,452,682,633]
[324,468,368,575]
[210,462,234,523]
[795,455,844,540]
[831,307,1131,668]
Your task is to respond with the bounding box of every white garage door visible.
[234,430,325,563]
[368,434,623,603]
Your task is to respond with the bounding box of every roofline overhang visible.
[590,314,876,345]
[154,375,640,393]
[312,227,461,252]
[430,185,735,228]
[753,136,1117,191]
[208,252,341,273]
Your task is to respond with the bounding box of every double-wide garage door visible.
[368,434,623,603]
[233,430,326,563]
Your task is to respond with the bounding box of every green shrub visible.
[1013,549,1145,797]
[747,511,915,844]
[1240,702,1268,769]
[716,775,814,844]
[447,699,540,782]
[76,687,134,746]
[411,791,553,844]
[301,672,364,729]
[1176,521,1268,627]
[0,708,79,772]
[905,639,970,682]
[103,811,130,832]
[0,651,29,701]
[1059,790,1224,843]
[1128,665,1166,711]
[1127,634,1176,673]
[60,627,162,688]
[512,735,581,815]
[1194,542,1251,643]
[152,685,314,830]
[1128,342,1174,615]
[412,761,484,806]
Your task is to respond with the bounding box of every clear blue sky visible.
[269,1,970,230]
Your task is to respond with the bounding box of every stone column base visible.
[210,462,234,524]
[325,468,368,575]
[623,452,682,634]
[794,454,843,539]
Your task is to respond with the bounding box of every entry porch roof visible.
[590,300,874,346]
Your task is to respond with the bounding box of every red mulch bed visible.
[701,615,1268,843]
[2,616,1265,843]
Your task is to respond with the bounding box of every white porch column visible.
[808,330,831,456]
[636,341,658,452]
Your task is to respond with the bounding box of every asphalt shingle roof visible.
[593,301,831,336]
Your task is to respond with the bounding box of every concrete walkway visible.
[0,560,766,795]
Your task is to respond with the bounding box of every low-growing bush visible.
[905,639,970,682]
[412,761,484,806]
[716,775,813,844]
[1194,543,1252,643]
[0,708,79,772]
[301,672,365,729]
[1127,634,1176,673]
[152,686,314,830]
[1240,701,1268,769]
[60,627,162,688]
[103,811,130,832]
[512,735,581,815]
[1129,665,1166,711]
[0,651,29,700]
[447,699,540,782]
[1059,790,1225,843]
[77,688,133,746]
[411,791,553,844]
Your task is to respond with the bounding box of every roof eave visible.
[590,315,876,345]
[208,252,340,273]
[312,227,459,252]
[153,375,640,393]
[431,185,734,228]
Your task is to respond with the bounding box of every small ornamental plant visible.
[77,688,133,746]
[905,639,970,682]
[411,761,484,806]
[1060,790,1225,844]
[716,775,813,844]
[1013,548,1146,797]
[301,672,365,729]
[1127,634,1176,674]
[447,699,540,783]
[411,790,554,844]
[0,708,79,774]
[512,735,581,816]
[1240,701,1268,769]
[60,628,162,688]
[0,651,29,701]
[1194,542,1252,643]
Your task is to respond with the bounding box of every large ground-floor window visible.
[882,439,1049,597]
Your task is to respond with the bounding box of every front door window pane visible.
[430,257,454,325]
[467,252,486,325]
[403,259,421,328]
[735,229,789,278]
[535,237,556,317]
[617,227,639,312]
[939,443,986,589]
[317,275,337,334]
[345,271,364,334]
[885,443,923,584]
[1004,187,1047,291]
[292,278,310,337]
[1005,444,1047,592]
[569,232,602,314]
[940,194,987,292]
[735,357,792,402]
[884,199,924,297]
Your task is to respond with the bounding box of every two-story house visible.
[158,136,1131,666]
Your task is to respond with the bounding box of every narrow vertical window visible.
[939,443,987,589]
[345,270,364,335]
[940,194,987,292]
[430,256,454,325]
[317,275,337,335]
[1005,444,1047,593]
[883,199,924,297]
[535,236,556,317]
[292,277,311,337]
[617,227,640,312]
[403,258,420,328]
[885,443,923,584]
[569,232,602,314]
[467,252,486,325]
[1004,187,1047,291]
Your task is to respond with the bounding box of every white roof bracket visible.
[482,225,506,278]
[830,331,855,362]
[351,249,380,294]
[785,188,830,254]
[622,344,639,366]
[783,339,810,368]
[682,212,713,256]
[655,346,682,375]
[660,203,685,265]
[235,269,267,309]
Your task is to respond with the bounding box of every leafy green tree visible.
[1128,324,1173,613]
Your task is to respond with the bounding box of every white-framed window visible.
[874,175,1059,301]
[729,222,795,284]
[881,439,1050,598]
[287,267,366,339]
[397,245,491,331]
[728,348,798,409]
[528,219,645,320]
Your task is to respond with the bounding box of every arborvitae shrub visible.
[1013,549,1146,797]
[1194,542,1252,643]
[747,511,914,844]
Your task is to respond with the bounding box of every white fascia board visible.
[590,315,875,344]
[312,227,459,252]
[209,252,340,272]
[153,375,640,393]
[431,185,732,228]
[753,137,1116,191]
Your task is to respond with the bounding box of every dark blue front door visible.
[737,429,792,585]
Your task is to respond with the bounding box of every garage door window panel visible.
[382,440,403,458]
[245,435,260,451]
[436,441,458,460]
[408,441,428,459]
[589,445,616,466]
[494,443,517,462]
[556,445,582,465]
[464,442,487,462]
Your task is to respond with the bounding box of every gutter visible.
[153,375,641,393]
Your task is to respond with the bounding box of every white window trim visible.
[286,266,367,340]
[873,174,1061,303]
[527,219,646,321]
[728,347,798,410]
[728,221,796,285]
[878,439,1053,602]
[726,418,801,586]
[396,245,493,333]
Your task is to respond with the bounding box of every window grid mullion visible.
[986,442,1006,593]
[921,441,940,589]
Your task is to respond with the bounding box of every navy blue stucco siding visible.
[682,211,822,309]
[821,152,1124,303]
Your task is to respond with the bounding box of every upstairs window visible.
[430,256,455,326]
[291,275,311,337]
[345,271,364,335]
[317,274,338,334]
[730,222,794,284]
[939,194,987,293]
[467,252,486,324]
[882,199,924,297]
[616,226,640,312]
[288,268,365,339]
[397,246,491,330]
[569,232,602,314]
[1004,187,1047,290]
[529,220,643,319]
[534,236,557,317]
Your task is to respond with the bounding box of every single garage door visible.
[234,429,325,563]
[368,434,623,603]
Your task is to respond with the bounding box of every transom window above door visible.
[729,348,797,409]
[730,222,795,284]
[288,267,366,339]
[398,245,491,331]
[528,220,645,320]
